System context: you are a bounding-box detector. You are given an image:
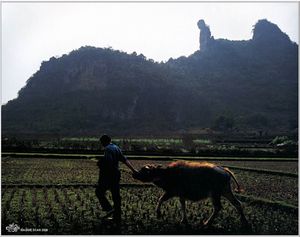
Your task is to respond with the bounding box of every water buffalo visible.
[133,161,248,226]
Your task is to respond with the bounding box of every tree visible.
[213,115,235,131]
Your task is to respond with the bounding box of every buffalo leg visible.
[156,192,171,218]
[179,198,188,224]
[203,195,222,226]
[223,190,248,225]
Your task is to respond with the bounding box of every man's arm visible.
[119,150,138,173]
[124,159,138,173]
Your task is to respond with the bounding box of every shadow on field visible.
[93,220,122,235]
[159,223,253,235]
[92,220,253,235]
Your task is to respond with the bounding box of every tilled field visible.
[1,156,298,234]
[1,186,298,235]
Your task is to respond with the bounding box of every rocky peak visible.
[252,19,291,45]
[197,19,214,51]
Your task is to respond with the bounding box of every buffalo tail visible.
[223,167,244,193]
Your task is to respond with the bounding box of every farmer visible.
[95,134,138,224]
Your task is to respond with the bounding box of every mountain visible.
[167,19,298,133]
[2,19,298,136]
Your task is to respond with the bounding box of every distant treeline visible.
[2,134,297,158]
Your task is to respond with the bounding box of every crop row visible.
[1,158,98,185]
[2,183,298,212]
[2,157,298,182]
[2,158,298,206]
[2,154,298,171]
[216,160,298,174]
[1,186,298,235]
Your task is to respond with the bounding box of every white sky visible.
[1,2,299,104]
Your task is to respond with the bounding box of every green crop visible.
[1,156,298,234]
[1,186,298,235]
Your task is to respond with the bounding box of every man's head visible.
[100,134,111,147]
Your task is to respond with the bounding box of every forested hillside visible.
[2,19,298,136]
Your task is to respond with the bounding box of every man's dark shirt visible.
[98,143,127,181]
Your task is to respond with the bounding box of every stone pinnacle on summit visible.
[197,19,214,51]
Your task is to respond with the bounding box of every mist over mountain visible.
[2,19,298,136]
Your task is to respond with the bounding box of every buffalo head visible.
[133,164,162,182]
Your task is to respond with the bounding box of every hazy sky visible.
[2,2,299,104]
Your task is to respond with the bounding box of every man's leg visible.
[95,184,113,212]
[110,182,121,223]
